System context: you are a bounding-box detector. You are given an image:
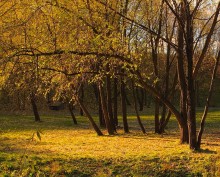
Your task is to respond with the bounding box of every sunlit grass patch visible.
[0,109,220,176]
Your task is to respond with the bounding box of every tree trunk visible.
[132,82,146,133]
[136,71,186,141]
[180,119,189,144]
[154,99,160,133]
[121,77,129,133]
[94,84,105,127]
[99,84,115,135]
[177,2,189,144]
[159,104,167,134]
[79,84,84,116]
[113,78,118,126]
[185,2,197,150]
[68,103,77,124]
[77,96,103,136]
[136,87,144,111]
[98,88,105,127]
[125,90,131,106]
[159,110,171,133]
[106,74,115,131]
[30,92,40,122]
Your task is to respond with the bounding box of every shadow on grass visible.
[195,148,217,154]
[0,154,202,177]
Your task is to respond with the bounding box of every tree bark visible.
[132,82,146,133]
[154,99,160,133]
[30,92,41,122]
[106,74,115,131]
[79,84,84,116]
[68,102,77,124]
[185,2,197,149]
[99,84,115,135]
[113,78,118,126]
[177,2,189,144]
[77,96,103,136]
[136,87,144,111]
[121,77,129,133]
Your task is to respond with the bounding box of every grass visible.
[0,108,220,176]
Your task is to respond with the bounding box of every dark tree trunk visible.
[106,75,115,131]
[121,78,129,133]
[136,87,144,111]
[30,93,40,122]
[136,71,186,143]
[94,84,105,127]
[159,105,167,134]
[185,2,197,150]
[93,84,99,101]
[177,2,189,144]
[159,110,172,133]
[113,78,118,126]
[68,103,77,124]
[180,118,189,144]
[124,90,131,106]
[79,84,84,116]
[99,84,115,135]
[154,99,160,133]
[77,96,103,136]
[159,72,178,133]
[159,33,171,134]
[98,88,105,127]
[132,82,146,133]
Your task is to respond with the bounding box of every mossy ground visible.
[0,108,220,176]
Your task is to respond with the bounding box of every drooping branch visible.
[12,49,132,64]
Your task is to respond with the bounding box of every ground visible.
[0,108,220,176]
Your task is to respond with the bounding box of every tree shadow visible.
[195,148,217,154]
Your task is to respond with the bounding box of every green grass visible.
[0,108,220,176]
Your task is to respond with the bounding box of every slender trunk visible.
[121,77,129,133]
[98,88,105,127]
[136,71,186,141]
[77,96,103,136]
[160,110,172,132]
[99,84,115,135]
[136,87,144,111]
[160,72,178,133]
[68,103,77,124]
[132,82,146,133]
[113,78,118,126]
[94,84,105,127]
[30,92,40,122]
[80,84,84,116]
[159,35,171,133]
[125,90,131,106]
[177,2,189,144]
[106,74,115,131]
[159,105,167,134]
[197,51,220,149]
[154,99,160,133]
[186,3,197,150]
[180,119,189,144]
[93,84,99,101]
